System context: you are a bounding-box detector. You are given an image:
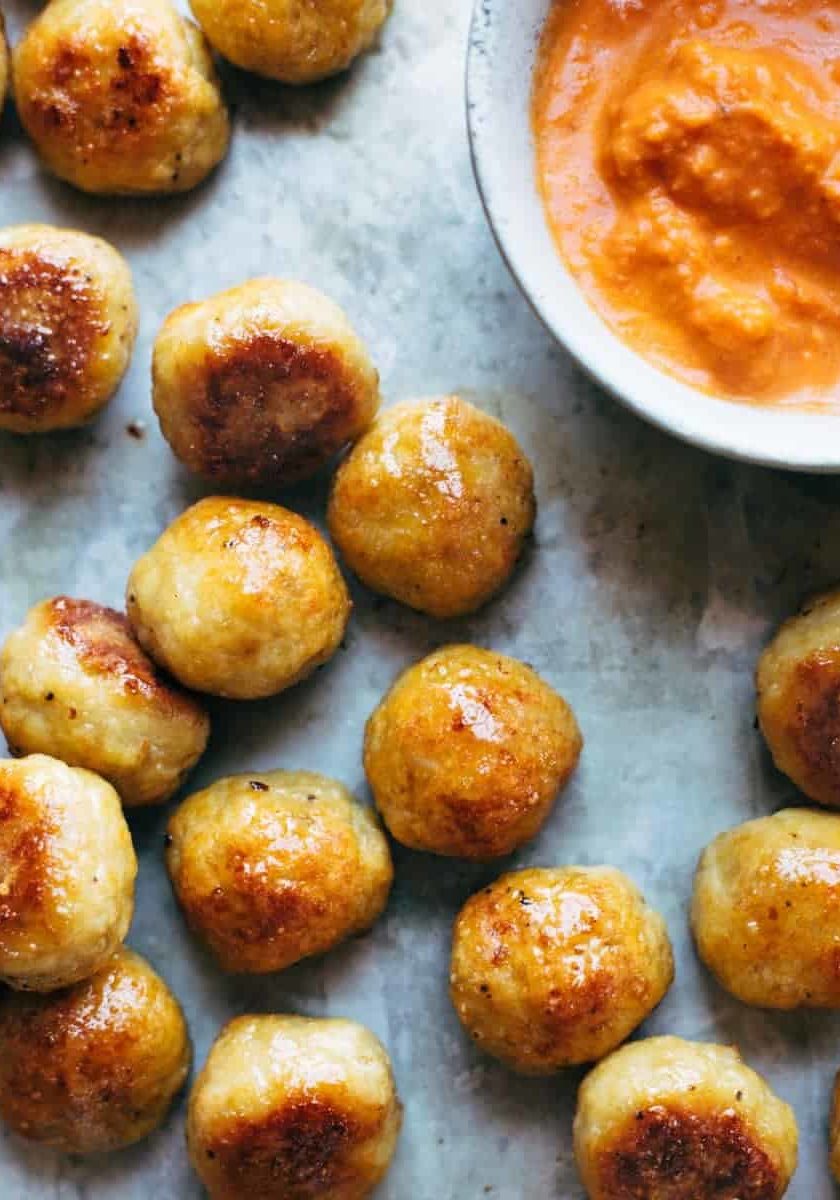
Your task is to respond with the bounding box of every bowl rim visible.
[465,0,840,473]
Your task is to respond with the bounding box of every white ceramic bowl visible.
[466,0,840,472]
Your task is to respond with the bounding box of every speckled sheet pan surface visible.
[0,1,838,1196]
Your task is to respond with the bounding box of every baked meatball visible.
[0,224,138,433]
[126,497,351,700]
[574,1036,797,1200]
[189,0,391,85]
[328,396,536,619]
[0,946,190,1153]
[692,807,840,1009]
[364,645,581,859]
[0,754,136,992]
[0,597,209,808]
[756,587,840,808]
[13,0,230,195]
[166,770,392,973]
[450,867,673,1074]
[187,1015,402,1199]
[153,278,380,488]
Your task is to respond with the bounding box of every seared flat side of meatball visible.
[153,278,380,488]
[187,1015,402,1199]
[0,946,191,1153]
[190,0,391,84]
[166,770,392,973]
[757,588,840,807]
[364,644,581,858]
[0,755,136,992]
[0,224,138,432]
[13,0,230,195]
[692,807,840,1009]
[450,866,673,1073]
[126,497,351,699]
[0,596,210,807]
[573,1037,798,1200]
[328,396,536,619]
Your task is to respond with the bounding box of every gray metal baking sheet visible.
[0,0,838,1195]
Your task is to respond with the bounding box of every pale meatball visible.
[153,278,380,488]
[450,867,673,1074]
[166,770,392,973]
[187,1015,402,1199]
[573,1037,798,1200]
[0,225,137,433]
[328,396,536,619]
[0,755,136,992]
[757,588,840,808]
[13,0,230,196]
[0,597,210,808]
[190,0,391,85]
[692,807,840,1009]
[0,946,190,1153]
[127,497,351,700]
[364,645,581,859]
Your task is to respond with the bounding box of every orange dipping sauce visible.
[532,0,840,405]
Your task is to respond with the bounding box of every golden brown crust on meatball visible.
[126,497,351,700]
[328,396,536,619]
[0,596,210,807]
[573,1037,798,1200]
[153,278,380,488]
[0,755,136,992]
[450,867,673,1073]
[166,770,392,973]
[187,1015,402,1199]
[189,0,391,85]
[364,644,581,859]
[756,588,840,808]
[13,0,230,195]
[691,807,840,1009]
[0,224,138,433]
[0,946,191,1153]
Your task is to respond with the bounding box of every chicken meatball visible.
[189,0,391,85]
[0,597,210,808]
[13,0,230,195]
[187,1015,402,1199]
[692,807,840,1009]
[573,1037,798,1200]
[328,396,536,619]
[127,497,351,700]
[166,770,392,973]
[0,224,138,433]
[450,867,673,1074]
[153,278,380,488]
[364,645,581,859]
[0,755,136,992]
[0,946,190,1153]
[756,587,840,808]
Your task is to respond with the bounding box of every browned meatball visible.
[0,946,191,1153]
[0,597,209,807]
[166,771,392,973]
[153,278,380,488]
[757,587,840,807]
[187,1015,402,1199]
[364,644,582,858]
[450,867,673,1073]
[328,396,536,619]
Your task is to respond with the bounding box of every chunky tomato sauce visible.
[533,0,840,405]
